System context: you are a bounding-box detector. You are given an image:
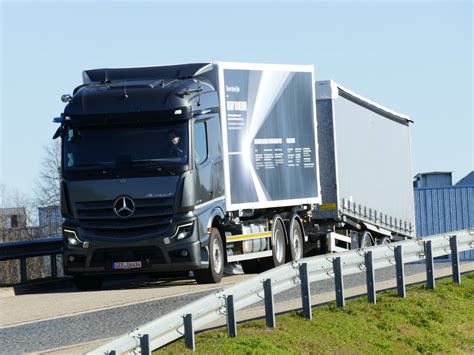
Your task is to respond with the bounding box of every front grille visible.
[76,197,174,239]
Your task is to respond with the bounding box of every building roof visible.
[456,171,474,186]
[414,171,452,178]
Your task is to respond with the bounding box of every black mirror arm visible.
[52,118,81,141]
[52,124,64,140]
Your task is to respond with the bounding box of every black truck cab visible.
[56,63,227,289]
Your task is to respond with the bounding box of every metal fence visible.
[414,186,474,260]
[0,237,63,284]
[91,229,474,354]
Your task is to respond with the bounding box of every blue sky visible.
[1,1,472,201]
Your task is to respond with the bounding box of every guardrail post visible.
[299,263,312,319]
[183,313,195,350]
[395,245,406,298]
[450,235,461,284]
[263,278,275,328]
[20,257,27,283]
[140,334,150,355]
[51,254,58,279]
[333,257,345,308]
[365,251,376,304]
[425,240,435,289]
[226,295,237,337]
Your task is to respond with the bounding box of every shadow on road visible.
[7,273,202,296]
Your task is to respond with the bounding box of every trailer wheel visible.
[287,217,304,262]
[73,275,103,291]
[378,236,391,245]
[360,231,374,248]
[195,228,224,284]
[262,219,286,270]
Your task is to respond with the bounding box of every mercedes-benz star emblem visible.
[113,196,135,218]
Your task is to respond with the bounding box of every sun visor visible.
[82,63,212,84]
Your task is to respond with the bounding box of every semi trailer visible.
[53,62,415,290]
[314,80,415,252]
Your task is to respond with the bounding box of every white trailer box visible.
[315,80,415,238]
[216,63,321,211]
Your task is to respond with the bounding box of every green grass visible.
[157,273,474,354]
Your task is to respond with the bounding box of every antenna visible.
[123,80,128,99]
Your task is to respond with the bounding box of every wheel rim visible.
[274,227,284,263]
[212,238,223,274]
[362,232,372,248]
[293,226,302,260]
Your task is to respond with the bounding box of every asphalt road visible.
[0,262,458,354]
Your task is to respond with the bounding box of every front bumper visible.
[62,222,209,276]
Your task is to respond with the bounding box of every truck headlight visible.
[173,223,194,241]
[63,229,82,246]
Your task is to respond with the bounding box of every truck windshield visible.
[63,123,188,170]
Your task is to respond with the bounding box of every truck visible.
[53,62,415,290]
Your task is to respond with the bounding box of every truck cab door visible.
[193,119,213,206]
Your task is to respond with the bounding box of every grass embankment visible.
[157,273,474,354]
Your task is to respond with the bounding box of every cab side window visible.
[194,121,208,165]
[207,116,222,157]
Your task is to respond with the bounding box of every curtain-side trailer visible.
[311,80,415,253]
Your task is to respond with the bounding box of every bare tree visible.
[0,186,45,284]
[1,142,64,284]
[35,140,61,207]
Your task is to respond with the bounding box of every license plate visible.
[112,261,142,270]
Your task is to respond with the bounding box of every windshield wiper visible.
[68,163,113,171]
[67,163,120,177]
[130,160,177,175]
[67,160,178,176]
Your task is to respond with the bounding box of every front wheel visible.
[195,228,224,284]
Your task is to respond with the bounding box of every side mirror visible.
[52,126,63,140]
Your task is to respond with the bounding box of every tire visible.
[262,218,286,270]
[287,217,304,262]
[378,236,391,245]
[241,259,261,274]
[195,228,224,284]
[73,275,103,291]
[360,231,374,248]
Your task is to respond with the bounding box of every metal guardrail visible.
[92,229,474,354]
[0,237,63,283]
